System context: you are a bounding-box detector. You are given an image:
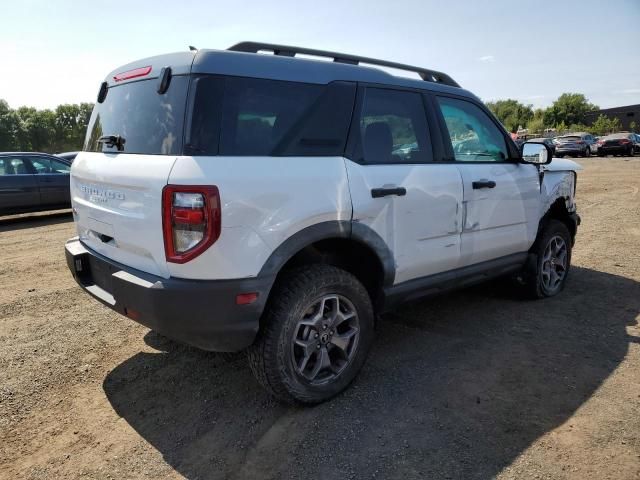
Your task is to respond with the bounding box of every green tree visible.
[16,107,57,152]
[556,121,568,135]
[0,100,93,153]
[486,99,533,133]
[589,114,621,136]
[53,103,93,152]
[0,99,21,151]
[630,121,637,132]
[544,93,598,128]
[526,108,547,135]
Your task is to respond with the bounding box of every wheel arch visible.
[537,198,579,246]
[258,221,395,309]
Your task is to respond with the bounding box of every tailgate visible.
[72,66,191,278]
[71,153,177,278]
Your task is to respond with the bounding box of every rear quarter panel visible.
[167,156,352,280]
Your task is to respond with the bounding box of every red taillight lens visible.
[236,292,259,305]
[620,139,630,144]
[113,66,152,82]
[575,140,584,144]
[162,185,221,263]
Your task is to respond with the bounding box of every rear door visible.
[0,156,40,214]
[345,86,463,284]
[28,155,71,207]
[433,95,540,267]
[71,71,190,278]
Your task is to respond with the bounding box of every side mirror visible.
[520,141,552,165]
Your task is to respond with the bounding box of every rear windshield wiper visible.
[98,135,126,151]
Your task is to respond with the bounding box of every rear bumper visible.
[65,238,274,352]
[598,145,630,154]
[555,147,584,155]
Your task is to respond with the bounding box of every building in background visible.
[585,104,640,131]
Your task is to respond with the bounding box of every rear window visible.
[559,136,581,141]
[186,76,356,156]
[84,76,189,155]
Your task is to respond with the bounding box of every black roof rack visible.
[228,41,460,88]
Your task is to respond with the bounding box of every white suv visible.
[65,42,581,404]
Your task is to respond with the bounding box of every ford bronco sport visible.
[65,42,581,404]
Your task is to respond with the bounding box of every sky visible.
[1,0,639,111]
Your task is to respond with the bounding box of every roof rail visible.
[228,41,460,88]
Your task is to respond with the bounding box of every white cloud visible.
[478,55,495,63]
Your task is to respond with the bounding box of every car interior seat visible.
[363,122,401,164]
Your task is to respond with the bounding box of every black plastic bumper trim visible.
[65,238,274,352]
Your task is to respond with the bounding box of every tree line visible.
[0,99,93,153]
[486,93,631,137]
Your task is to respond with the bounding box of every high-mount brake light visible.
[113,65,152,82]
[162,186,221,263]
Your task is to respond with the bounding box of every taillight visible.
[162,185,221,263]
[620,139,630,144]
[575,140,584,144]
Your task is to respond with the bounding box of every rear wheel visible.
[520,220,572,299]
[248,264,374,404]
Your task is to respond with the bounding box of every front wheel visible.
[521,220,572,299]
[248,264,374,404]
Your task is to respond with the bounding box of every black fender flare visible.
[257,220,396,287]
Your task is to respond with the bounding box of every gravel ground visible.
[0,158,639,479]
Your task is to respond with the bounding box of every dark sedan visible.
[0,152,72,215]
[597,133,636,157]
[528,137,556,156]
[633,134,640,154]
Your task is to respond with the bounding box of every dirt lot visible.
[1,158,639,479]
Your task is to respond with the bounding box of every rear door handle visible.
[371,187,407,198]
[472,179,496,189]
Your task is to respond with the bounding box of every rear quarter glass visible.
[84,76,189,155]
[185,76,356,157]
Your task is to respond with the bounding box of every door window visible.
[0,157,31,175]
[358,88,432,164]
[437,97,508,162]
[29,157,70,174]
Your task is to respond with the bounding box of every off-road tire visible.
[520,219,572,299]
[247,264,374,404]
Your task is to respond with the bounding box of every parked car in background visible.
[56,151,79,162]
[597,133,636,157]
[0,152,71,215]
[633,134,640,154]
[528,137,556,156]
[554,132,597,157]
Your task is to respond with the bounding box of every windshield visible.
[84,76,189,155]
